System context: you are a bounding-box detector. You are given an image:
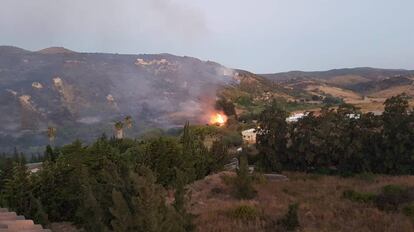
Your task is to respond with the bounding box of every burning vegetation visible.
[210,113,227,126]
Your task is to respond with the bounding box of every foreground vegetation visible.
[0,94,413,231]
[0,123,231,231]
[189,172,414,232]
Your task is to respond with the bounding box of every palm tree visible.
[114,121,124,139]
[123,115,133,138]
[124,116,133,129]
[47,126,57,145]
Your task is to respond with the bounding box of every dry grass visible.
[189,172,414,232]
[370,85,414,98]
[306,85,362,103]
[324,75,371,86]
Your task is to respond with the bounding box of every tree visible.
[209,140,229,172]
[380,94,414,174]
[173,170,195,231]
[47,126,57,145]
[44,145,58,162]
[124,116,134,138]
[124,116,133,129]
[233,156,256,199]
[277,203,300,231]
[114,121,124,139]
[180,122,197,183]
[110,167,187,232]
[256,101,289,172]
[4,163,32,216]
[110,189,133,231]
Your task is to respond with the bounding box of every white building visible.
[25,162,43,174]
[242,128,257,144]
[286,112,309,123]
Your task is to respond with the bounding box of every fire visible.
[210,113,227,126]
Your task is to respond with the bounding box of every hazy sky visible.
[1,0,414,73]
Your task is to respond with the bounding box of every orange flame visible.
[210,113,227,126]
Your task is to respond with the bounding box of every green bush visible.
[403,203,414,221]
[227,205,259,221]
[342,190,376,203]
[236,95,253,107]
[251,172,267,185]
[375,185,414,211]
[355,172,376,182]
[221,130,243,147]
[382,185,406,195]
[277,203,300,231]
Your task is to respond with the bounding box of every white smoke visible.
[0,0,209,50]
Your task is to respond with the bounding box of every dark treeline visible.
[256,94,414,175]
[0,122,230,231]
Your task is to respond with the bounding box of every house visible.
[286,112,309,123]
[25,162,43,174]
[242,128,257,144]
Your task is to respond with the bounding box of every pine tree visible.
[4,162,32,216]
[114,121,124,139]
[173,170,195,231]
[44,145,57,162]
[77,171,109,232]
[110,189,133,231]
[30,195,49,226]
[180,122,196,183]
[234,156,256,199]
[47,126,57,146]
[110,167,187,232]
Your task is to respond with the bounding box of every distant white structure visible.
[26,162,43,174]
[53,77,63,88]
[286,112,309,123]
[347,113,361,119]
[242,128,257,144]
[32,82,43,89]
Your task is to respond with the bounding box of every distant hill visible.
[262,67,414,111]
[37,47,75,54]
[263,67,414,82]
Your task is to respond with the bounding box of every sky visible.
[1,0,414,73]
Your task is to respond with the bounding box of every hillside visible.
[263,68,414,111]
[263,67,414,82]
[0,46,302,152]
[2,47,414,152]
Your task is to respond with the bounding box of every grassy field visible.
[188,172,414,232]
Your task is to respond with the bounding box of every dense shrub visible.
[342,190,376,203]
[277,203,300,232]
[403,203,414,221]
[375,185,414,211]
[343,185,414,220]
[227,205,259,221]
